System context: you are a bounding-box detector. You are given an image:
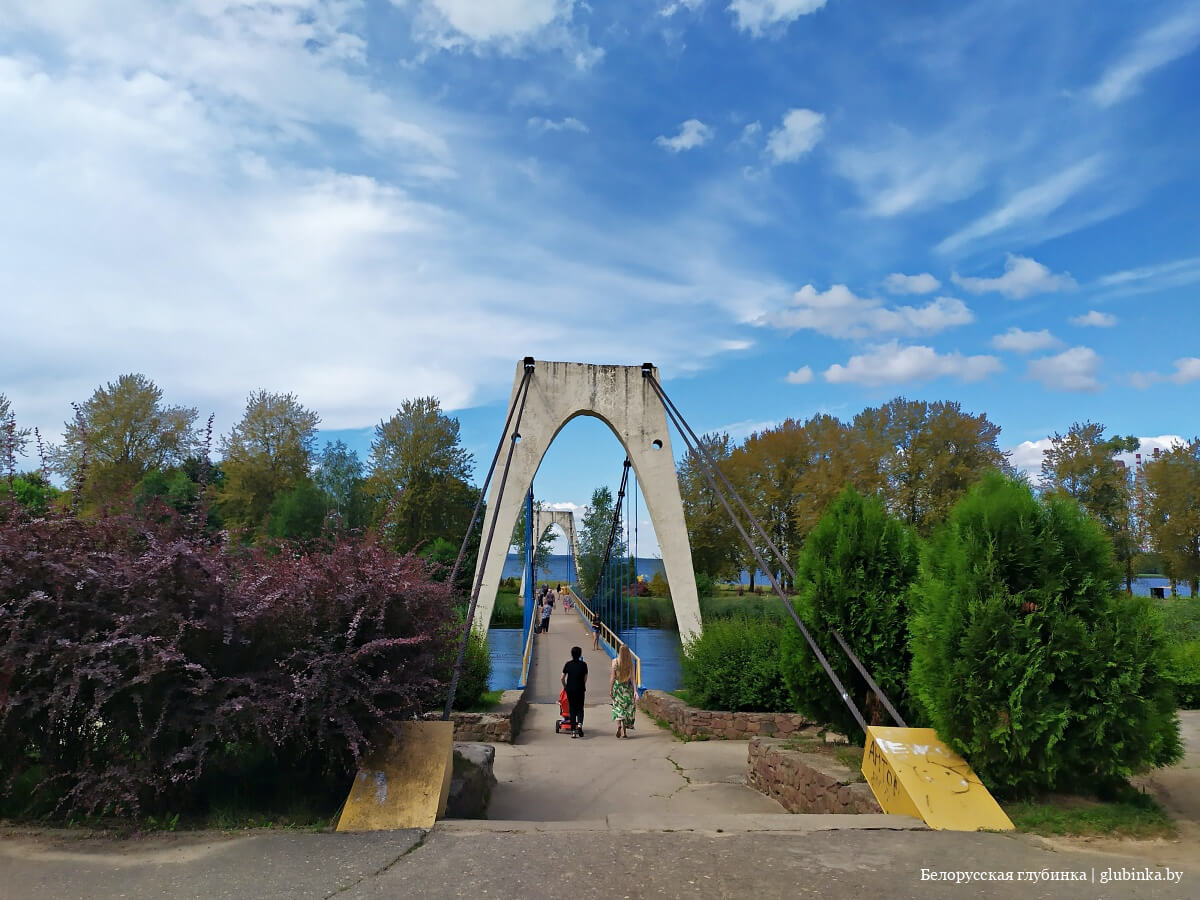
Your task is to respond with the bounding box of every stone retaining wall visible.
[637,689,816,740]
[430,688,529,743]
[747,737,882,814]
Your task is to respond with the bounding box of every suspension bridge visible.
[340,359,1012,834]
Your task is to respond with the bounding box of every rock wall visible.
[444,688,529,743]
[447,743,496,819]
[747,737,882,814]
[638,689,816,740]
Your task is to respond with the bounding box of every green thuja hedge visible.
[909,472,1182,797]
[780,486,920,740]
[681,617,790,712]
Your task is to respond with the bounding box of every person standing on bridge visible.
[540,591,552,633]
[561,646,588,738]
[610,645,636,738]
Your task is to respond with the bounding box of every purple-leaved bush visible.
[0,499,457,819]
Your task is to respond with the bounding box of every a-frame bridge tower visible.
[471,360,702,641]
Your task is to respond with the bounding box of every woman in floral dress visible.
[609,645,636,738]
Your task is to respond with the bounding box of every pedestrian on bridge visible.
[561,646,588,738]
[610,645,636,738]
[540,593,552,633]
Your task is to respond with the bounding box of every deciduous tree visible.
[1142,439,1200,597]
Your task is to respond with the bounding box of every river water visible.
[487,626,683,693]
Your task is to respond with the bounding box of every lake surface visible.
[487,626,683,692]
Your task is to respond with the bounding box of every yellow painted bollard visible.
[862,726,1014,832]
[336,721,454,832]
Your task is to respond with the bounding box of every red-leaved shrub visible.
[0,501,456,819]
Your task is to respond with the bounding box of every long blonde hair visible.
[615,645,634,684]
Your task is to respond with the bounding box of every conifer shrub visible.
[680,617,790,712]
[0,501,456,820]
[909,473,1182,796]
[779,486,920,739]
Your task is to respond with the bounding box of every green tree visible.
[851,398,1008,535]
[1142,439,1200,597]
[216,391,320,537]
[0,471,62,515]
[0,393,31,473]
[1040,422,1141,591]
[909,473,1181,796]
[50,374,200,509]
[367,397,476,552]
[266,478,329,541]
[314,440,371,531]
[779,486,920,740]
[677,432,744,580]
[510,499,556,580]
[577,486,626,597]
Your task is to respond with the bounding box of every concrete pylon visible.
[518,508,581,600]
[472,360,702,642]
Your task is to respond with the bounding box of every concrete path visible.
[492,603,792,822]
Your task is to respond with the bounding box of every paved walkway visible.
[491,603,791,822]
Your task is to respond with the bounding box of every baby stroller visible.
[554,688,577,734]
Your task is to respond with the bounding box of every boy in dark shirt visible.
[561,646,588,738]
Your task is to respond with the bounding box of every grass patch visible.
[1004,786,1176,839]
[463,689,504,712]
[670,689,696,706]
[490,591,523,628]
[778,735,866,782]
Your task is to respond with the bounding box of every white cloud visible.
[936,156,1105,253]
[882,272,940,295]
[0,2,779,442]
[766,108,824,163]
[992,328,1062,354]
[1091,5,1200,107]
[405,0,601,66]
[1070,310,1117,327]
[1026,347,1103,392]
[1008,435,1187,478]
[738,121,762,144]
[785,366,814,384]
[833,129,987,218]
[822,342,1002,386]
[1094,256,1200,297]
[758,285,973,339]
[660,0,705,15]
[728,0,828,37]
[1132,357,1200,389]
[655,119,715,153]
[528,116,589,133]
[951,254,1077,299]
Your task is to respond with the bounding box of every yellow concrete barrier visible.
[862,726,1014,832]
[336,721,454,832]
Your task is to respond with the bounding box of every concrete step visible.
[437,813,925,834]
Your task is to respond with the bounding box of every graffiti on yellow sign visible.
[862,726,1014,832]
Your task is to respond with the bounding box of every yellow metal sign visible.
[336,721,454,832]
[862,726,1014,832]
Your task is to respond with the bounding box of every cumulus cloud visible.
[528,116,589,133]
[785,366,814,384]
[822,342,1002,386]
[1132,357,1200,389]
[1026,347,1103,392]
[728,0,829,37]
[655,119,715,153]
[0,1,778,442]
[1090,5,1200,107]
[1008,435,1187,477]
[882,272,940,295]
[992,328,1062,354]
[1070,310,1117,327]
[758,285,974,339]
[766,108,824,163]
[951,254,1077,299]
[405,0,600,65]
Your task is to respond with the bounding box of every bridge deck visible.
[486,603,788,822]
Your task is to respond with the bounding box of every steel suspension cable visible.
[642,371,868,733]
[644,371,906,727]
[442,358,536,720]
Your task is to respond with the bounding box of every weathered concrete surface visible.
[471,361,702,641]
[518,508,581,598]
[4,823,1196,899]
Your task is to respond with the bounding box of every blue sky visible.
[3,0,1198,555]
